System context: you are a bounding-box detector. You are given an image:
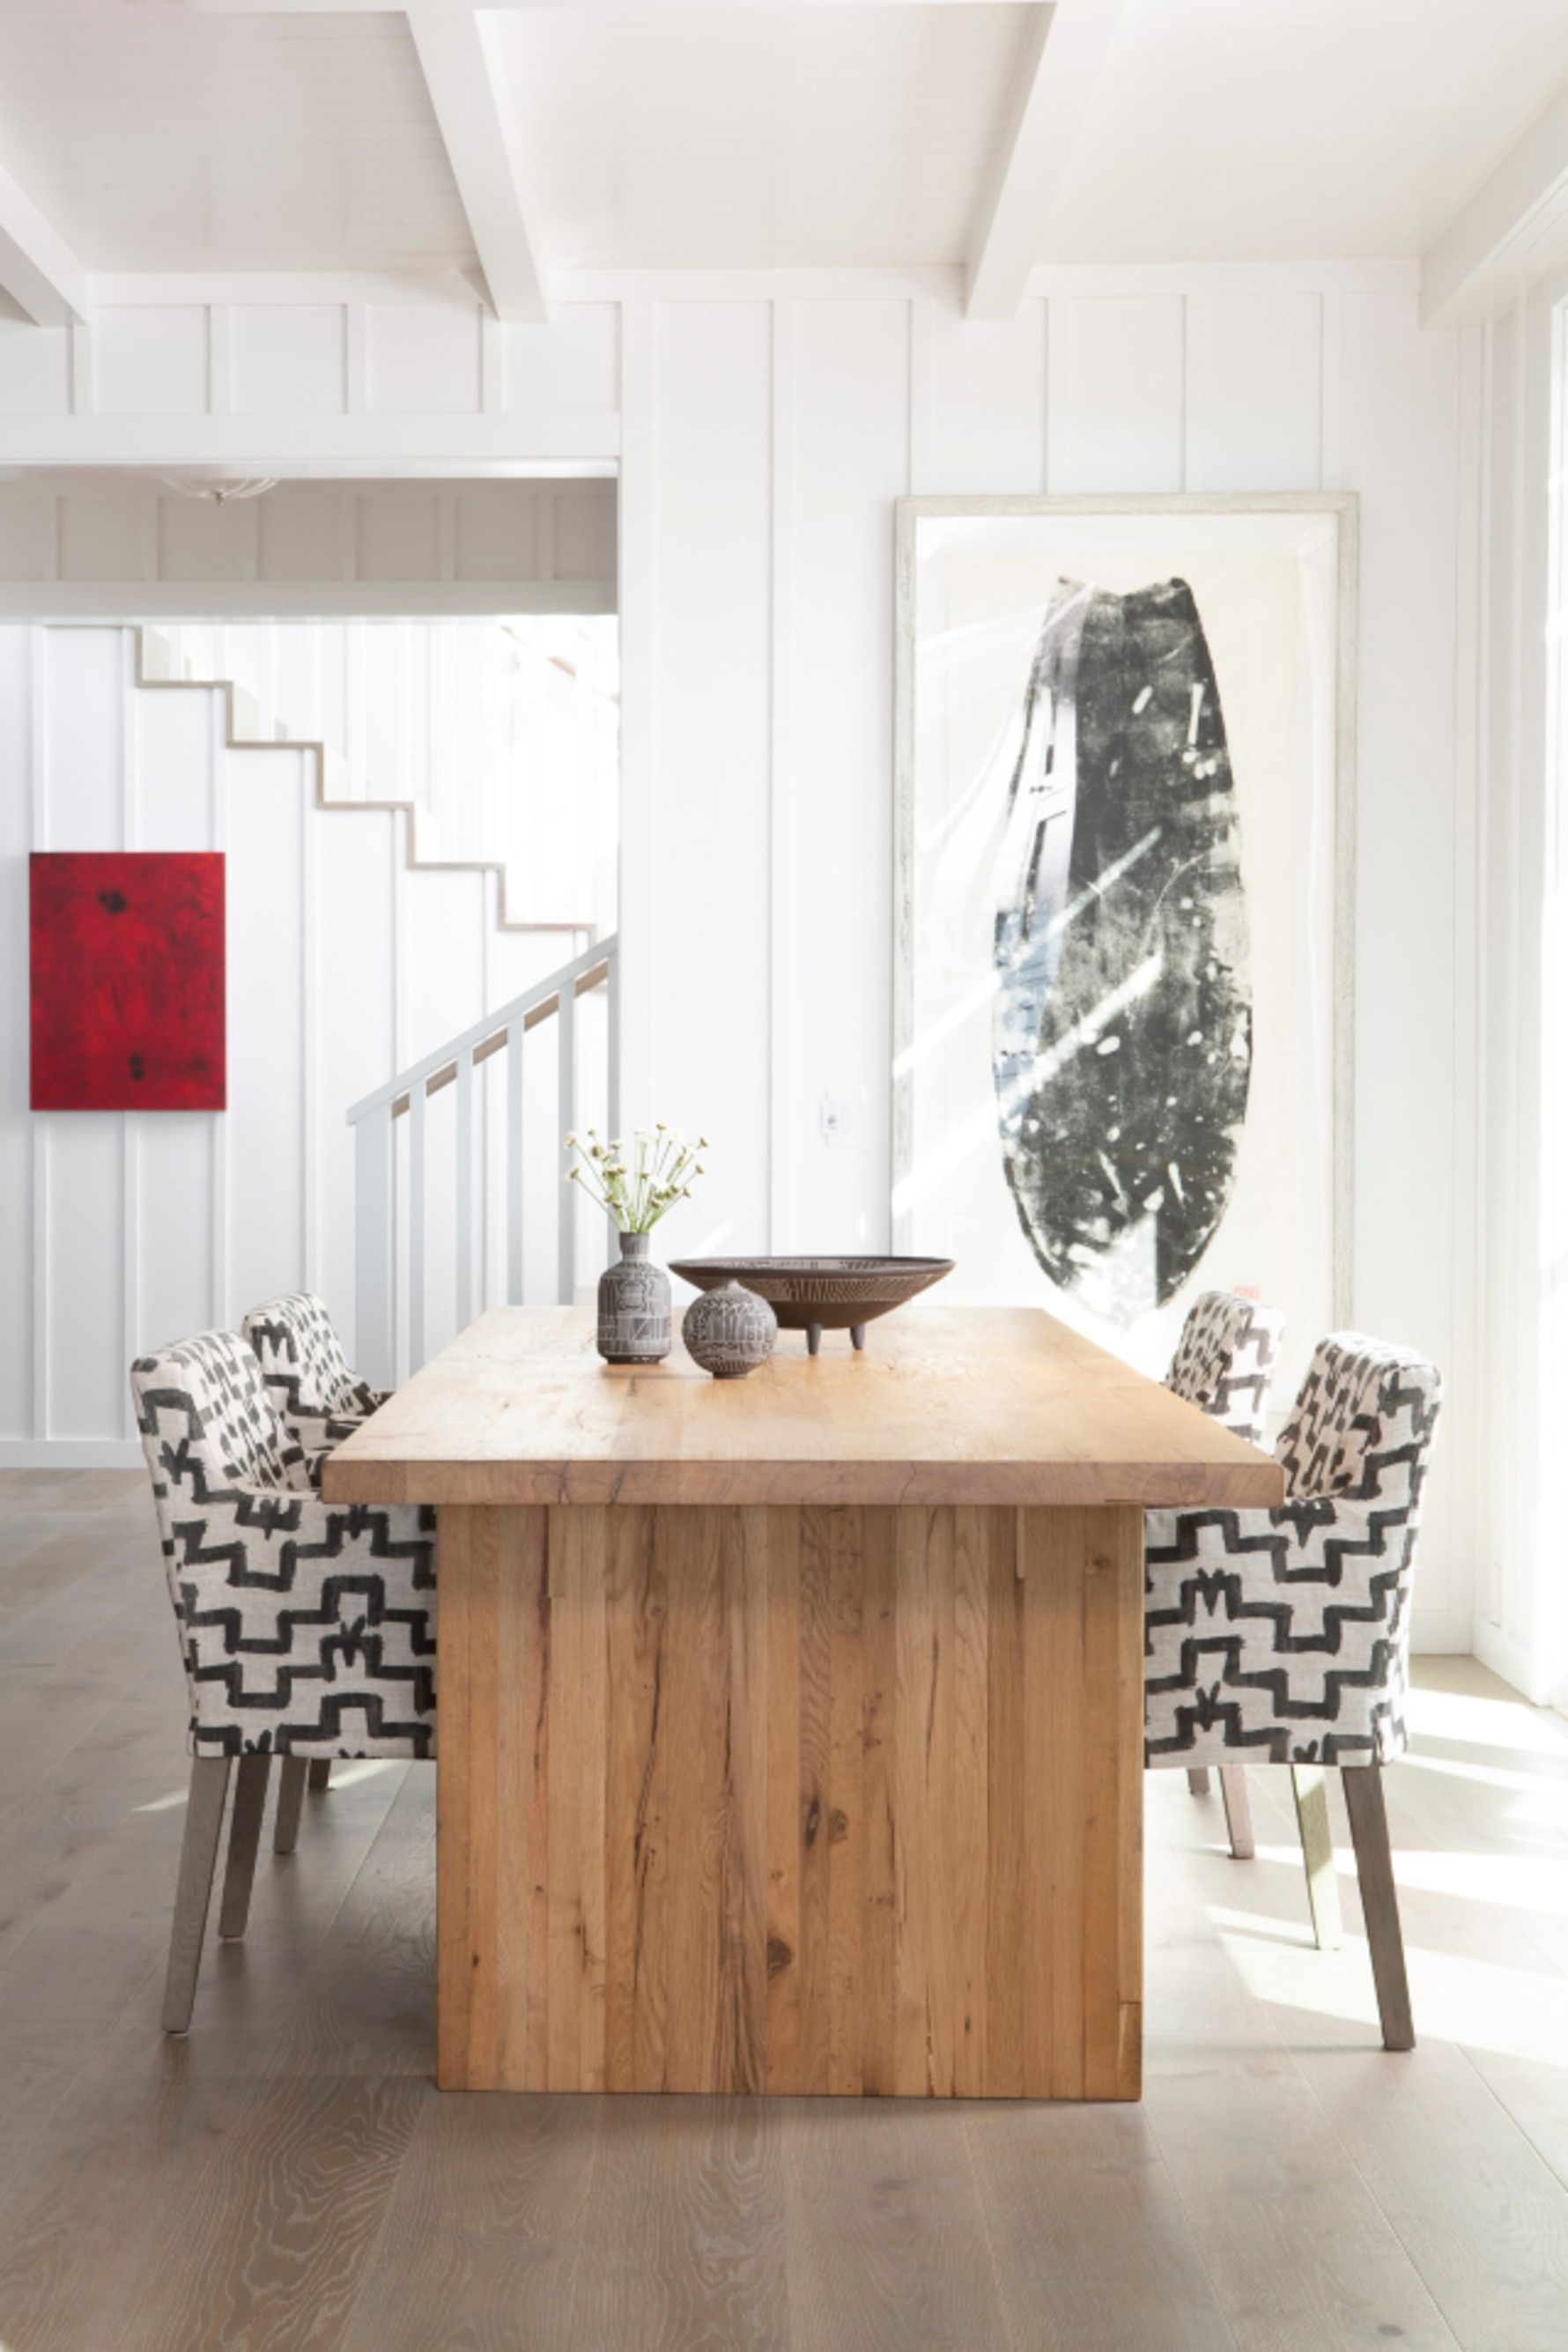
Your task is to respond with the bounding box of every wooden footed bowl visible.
[669,1256,954,1354]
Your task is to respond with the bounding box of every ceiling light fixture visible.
[158,476,279,505]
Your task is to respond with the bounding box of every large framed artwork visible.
[893,494,1356,1397]
[31,851,226,1111]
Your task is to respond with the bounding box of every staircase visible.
[125,615,620,1379]
[137,616,618,941]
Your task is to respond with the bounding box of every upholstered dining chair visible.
[1165,1288,1285,1446]
[1145,1332,1442,2050]
[241,1292,391,1796]
[241,1289,388,1456]
[1164,1289,1288,1846]
[131,1328,435,2032]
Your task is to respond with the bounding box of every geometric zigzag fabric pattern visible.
[131,1327,436,1761]
[241,1289,389,1460]
[1164,1289,1287,1446]
[1145,1332,1442,1770]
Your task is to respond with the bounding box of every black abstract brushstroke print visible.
[992,576,1250,1322]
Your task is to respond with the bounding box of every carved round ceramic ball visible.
[682,1279,777,1379]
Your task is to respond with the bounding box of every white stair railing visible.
[347,936,619,1387]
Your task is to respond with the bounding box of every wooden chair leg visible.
[1187,1766,1212,1796]
[273,1757,308,1855]
[162,1756,232,2033]
[218,1754,270,1939]
[1219,1764,1254,1859]
[1291,1763,1343,1951]
[1342,1762,1415,2052]
[307,1759,331,1794]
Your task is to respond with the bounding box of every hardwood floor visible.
[2,1469,1567,2349]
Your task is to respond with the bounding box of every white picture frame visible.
[892,492,1358,1393]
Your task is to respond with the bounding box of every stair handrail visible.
[344,935,615,1128]
[349,932,619,1387]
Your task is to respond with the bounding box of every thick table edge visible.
[322,1460,1284,1509]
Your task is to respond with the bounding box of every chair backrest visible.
[131,1328,311,1558]
[1165,1291,1285,1446]
[1275,1332,1442,1512]
[241,1291,361,1419]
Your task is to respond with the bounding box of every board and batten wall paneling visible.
[1468,276,1567,1701]
[775,298,910,1254]
[647,302,773,1258]
[1045,294,1186,493]
[1184,292,1325,492]
[1336,288,1469,1654]
[0,477,617,618]
[0,621,573,1461]
[0,279,1477,1664]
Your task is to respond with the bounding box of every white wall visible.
[1468,273,1568,1702]
[0,270,1479,1656]
[0,621,593,1461]
[0,475,616,617]
[625,276,1475,1655]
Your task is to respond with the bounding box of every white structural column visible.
[966,0,1127,322]
[1423,78,1568,328]
[408,8,550,326]
[0,156,89,327]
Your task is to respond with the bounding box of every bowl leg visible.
[807,1322,822,1357]
[851,1324,866,1350]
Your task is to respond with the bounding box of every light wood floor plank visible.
[566,2095,791,2350]
[2,1480,1567,2352]
[966,2102,1236,2351]
[1143,1777,1464,2352]
[337,2092,601,2352]
[783,2097,1012,2351]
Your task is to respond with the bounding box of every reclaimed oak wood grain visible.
[435,1498,1146,2098]
[329,1305,1281,2101]
[322,1304,1284,1510]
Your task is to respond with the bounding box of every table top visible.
[321,1303,1285,1509]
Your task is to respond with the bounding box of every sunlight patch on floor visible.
[1398,1749,1568,1819]
[1406,1677,1568,1754]
[1223,1835,1568,1919]
[132,1757,399,1812]
[1218,1920,1568,2063]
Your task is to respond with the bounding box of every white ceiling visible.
[0,12,474,270]
[496,4,1029,269]
[1046,0,1568,263]
[0,0,1564,289]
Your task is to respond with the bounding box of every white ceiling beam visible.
[189,1,1030,11]
[0,156,88,329]
[1422,77,1568,329]
[966,0,1126,322]
[407,7,549,324]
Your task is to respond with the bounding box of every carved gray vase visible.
[683,1278,777,1379]
[597,1231,671,1365]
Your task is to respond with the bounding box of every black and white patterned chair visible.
[1165,1289,1284,1447]
[241,1289,388,1458]
[1146,1332,1442,2049]
[132,1328,435,2032]
[1164,1289,1287,1828]
[241,1291,389,1800]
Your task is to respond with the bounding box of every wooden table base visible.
[435,1500,1144,2098]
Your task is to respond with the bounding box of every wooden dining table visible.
[322,1301,1283,2099]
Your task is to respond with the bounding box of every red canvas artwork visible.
[30,853,226,1111]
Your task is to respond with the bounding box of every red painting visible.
[30,853,226,1111]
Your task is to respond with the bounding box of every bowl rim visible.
[669,1254,955,1276]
